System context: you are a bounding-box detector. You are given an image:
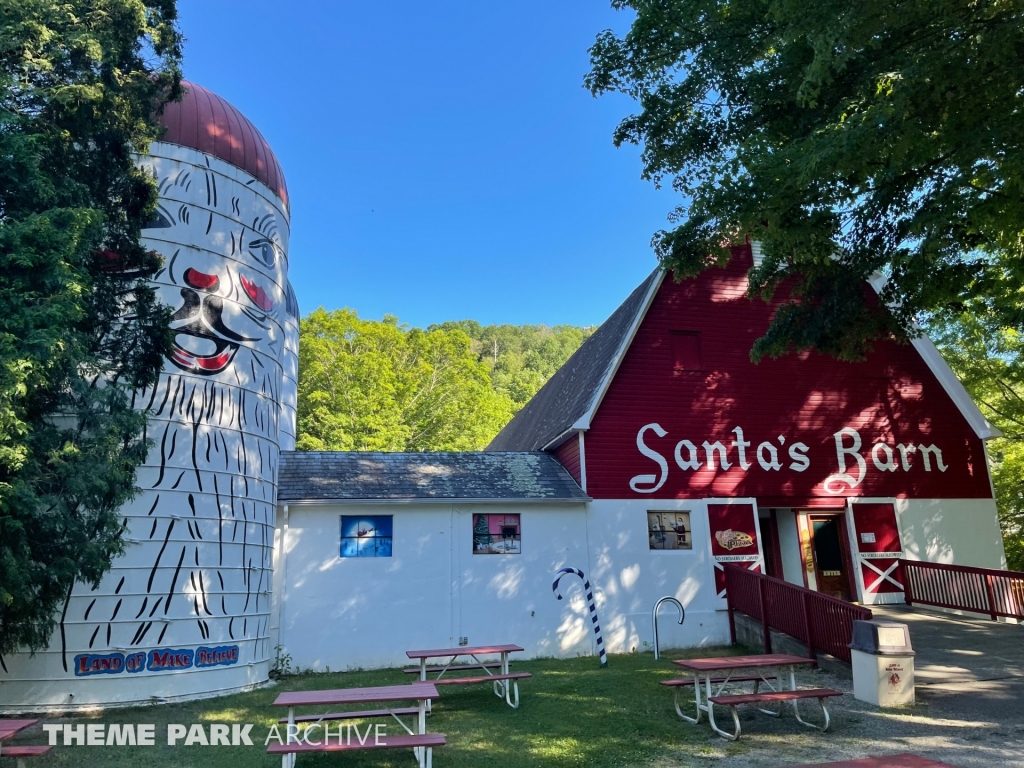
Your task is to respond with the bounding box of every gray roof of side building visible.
[278,451,589,503]
[486,268,663,452]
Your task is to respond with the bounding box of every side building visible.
[274,243,1007,671]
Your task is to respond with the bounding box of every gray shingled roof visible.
[486,268,662,451]
[278,451,589,502]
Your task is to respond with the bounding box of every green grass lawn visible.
[5,648,755,767]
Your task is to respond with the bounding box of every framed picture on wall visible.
[472,513,521,554]
[340,515,393,558]
[648,511,692,550]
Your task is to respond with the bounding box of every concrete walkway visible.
[872,604,1024,684]
[872,604,1024,727]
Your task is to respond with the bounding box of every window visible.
[671,331,702,371]
[648,511,692,550]
[473,513,521,554]
[340,515,393,558]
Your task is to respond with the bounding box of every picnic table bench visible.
[671,654,842,740]
[405,644,531,709]
[270,682,442,768]
[0,721,52,768]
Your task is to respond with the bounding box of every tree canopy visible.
[296,312,593,452]
[0,0,181,655]
[431,321,594,412]
[587,0,1024,362]
[929,312,1024,570]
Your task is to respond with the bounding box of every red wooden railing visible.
[724,565,872,664]
[901,559,1024,621]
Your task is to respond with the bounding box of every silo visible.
[0,82,298,709]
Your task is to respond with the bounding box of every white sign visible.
[861,532,876,544]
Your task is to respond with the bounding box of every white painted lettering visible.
[630,423,669,493]
[64,725,85,746]
[897,443,916,470]
[375,723,386,745]
[788,442,810,471]
[673,439,701,470]
[731,427,752,469]
[703,440,732,470]
[827,427,866,492]
[919,444,948,472]
[263,725,283,746]
[167,724,187,746]
[87,724,104,746]
[871,443,897,472]
[756,441,782,471]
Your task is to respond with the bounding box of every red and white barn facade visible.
[270,244,1006,672]
[491,244,1004,614]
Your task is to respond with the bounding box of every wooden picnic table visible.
[0,720,52,767]
[670,654,840,740]
[271,682,441,768]
[405,644,530,709]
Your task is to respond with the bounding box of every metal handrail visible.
[652,596,685,660]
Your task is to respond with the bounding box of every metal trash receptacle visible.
[849,619,915,706]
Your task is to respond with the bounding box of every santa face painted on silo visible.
[0,82,299,709]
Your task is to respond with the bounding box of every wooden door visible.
[809,515,852,600]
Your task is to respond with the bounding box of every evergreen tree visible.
[0,1,181,655]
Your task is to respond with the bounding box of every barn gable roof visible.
[487,254,998,452]
[278,451,589,503]
[486,268,664,451]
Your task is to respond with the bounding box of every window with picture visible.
[340,515,393,558]
[648,511,692,551]
[472,513,521,555]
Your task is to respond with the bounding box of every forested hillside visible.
[295,310,592,453]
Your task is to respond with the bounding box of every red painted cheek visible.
[240,275,274,311]
[184,268,220,291]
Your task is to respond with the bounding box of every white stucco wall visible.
[897,498,1007,569]
[276,498,731,671]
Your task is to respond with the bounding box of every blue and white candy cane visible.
[552,567,607,666]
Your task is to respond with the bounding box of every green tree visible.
[587,0,1024,362]
[929,313,1024,570]
[432,321,594,411]
[297,309,514,452]
[0,1,181,655]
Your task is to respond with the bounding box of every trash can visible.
[849,619,915,707]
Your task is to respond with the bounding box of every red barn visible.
[489,244,1005,607]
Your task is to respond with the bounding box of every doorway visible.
[806,514,855,601]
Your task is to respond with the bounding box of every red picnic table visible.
[270,682,442,768]
[668,654,841,740]
[0,720,52,767]
[405,644,531,709]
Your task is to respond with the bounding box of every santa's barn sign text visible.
[629,424,953,497]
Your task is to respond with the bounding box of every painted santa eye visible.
[248,238,277,268]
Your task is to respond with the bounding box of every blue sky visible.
[177,1,675,328]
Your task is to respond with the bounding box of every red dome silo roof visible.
[158,80,289,212]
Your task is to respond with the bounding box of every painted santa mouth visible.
[171,332,240,374]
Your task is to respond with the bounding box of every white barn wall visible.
[278,499,730,671]
[279,502,596,671]
[897,498,1007,569]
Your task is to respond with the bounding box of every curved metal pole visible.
[652,597,685,660]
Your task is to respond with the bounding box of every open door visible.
[847,501,906,605]
[807,514,855,600]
